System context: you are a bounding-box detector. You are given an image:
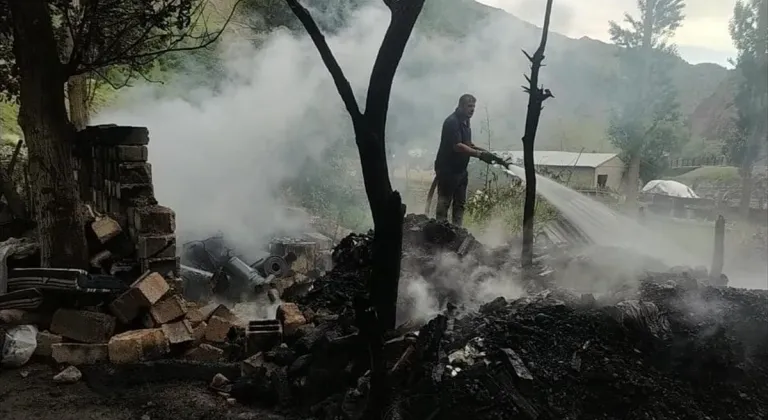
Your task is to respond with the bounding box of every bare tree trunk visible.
[520,0,554,269]
[9,0,89,268]
[285,1,423,417]
[67,75,90,131]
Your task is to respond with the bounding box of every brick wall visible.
[75,125,179,278]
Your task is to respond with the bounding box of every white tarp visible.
[642,180,699,198]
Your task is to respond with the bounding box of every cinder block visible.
[34,331,63,357]
[114,145,148,162]
[150,294,187,324]
[132,205,176,234]
[51,343,109,365]
[140,257,180,279]
[108,328,170,364]
[109,272,170,324]
[118,162,152,184]
[50,309,116,343]
[132,271,170,304]
[162,320,194,345]
[137,234,176,259]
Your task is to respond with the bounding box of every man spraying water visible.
[430,94,509,226]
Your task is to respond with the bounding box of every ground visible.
[0,363,286,420]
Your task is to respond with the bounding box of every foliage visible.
[465,175,558,235]
[725,0,767,169]
[607,0,689,183]
[0,0,239,99]
[284,138,372,231]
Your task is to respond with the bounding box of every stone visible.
[91,216,122,244]
[276,303,307,337]
[108,328,170,364]
[161,320,194,345]
[51,343,109,365]
[114,145,148,162]
[241,352,276,377]
[34,331,63,358]
[186,303,235,326]
[204,315,234,343]
[192,321,207,342]
[137,234,176,259]
[53,366,82,384]
[50,309,116,343]
[118,162,152,184]
[132,205,176,234]
[210,373,231,392]
[184,343,223,362]
[150,294,187,324]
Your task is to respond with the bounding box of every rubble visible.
[53,366,82,384]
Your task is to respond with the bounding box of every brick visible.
[91,215,122,244]
[50,309,116,343]
[108,328,170,364]
[51,343,108,365]
[276,303,307,337]
[140,257,180,279]
[118,162,152,184]
[137,234,176,259]
[162,320,194,345]
[184,343,223,362]
[114,145,148,162]
[133,205,176,234]
[186,303,236,326]
[150,294,187,324]
[81,125,150,146]
[109,272,169,324]
[118,183,154,204]
[192,321,207,342]
[204,315,234,343]
[34,331,63,357]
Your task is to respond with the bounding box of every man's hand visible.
[478,151,495,164]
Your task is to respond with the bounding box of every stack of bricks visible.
[76,125,179,278]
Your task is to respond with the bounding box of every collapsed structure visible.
[1,125,767,420]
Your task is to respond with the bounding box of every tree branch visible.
[284,0,361,119]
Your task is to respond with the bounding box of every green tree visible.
[727,0,767,219]
[607,0,688,206]
[0,0,237,267]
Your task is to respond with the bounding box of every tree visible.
[520,0,554,269]
[607,0,687,207]
[0,0,238,267]
[284,0,423,416]
[727,0,767,220]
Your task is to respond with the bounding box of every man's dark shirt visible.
[434,111,472,175]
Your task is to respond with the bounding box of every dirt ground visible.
[0,363,287,420]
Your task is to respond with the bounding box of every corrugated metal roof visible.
[499,151,619,168]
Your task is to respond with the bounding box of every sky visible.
[477,0,738,67]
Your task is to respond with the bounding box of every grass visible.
[673,166,741,186]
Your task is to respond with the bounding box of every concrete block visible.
[50,309,116,343]
[150,294,187,324]
[117,183,154,204]
[81,125,150,146]
[51,343,109,365]
[186,303,236,326]
[91,215,122,244]
[192,321,207,342]
[34,331,63,357]
[184,343,223,362]
[132,205,175,234]
[118,162,152,184]
[131,271,170,305]
[276,303,307,337]
[114,145,148,162]
[204,315,233,343]
[162,320,194,345]
[109,288,150,324]
[108,328,170,364]
[140,257,180,279]
[137,234,176,259]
